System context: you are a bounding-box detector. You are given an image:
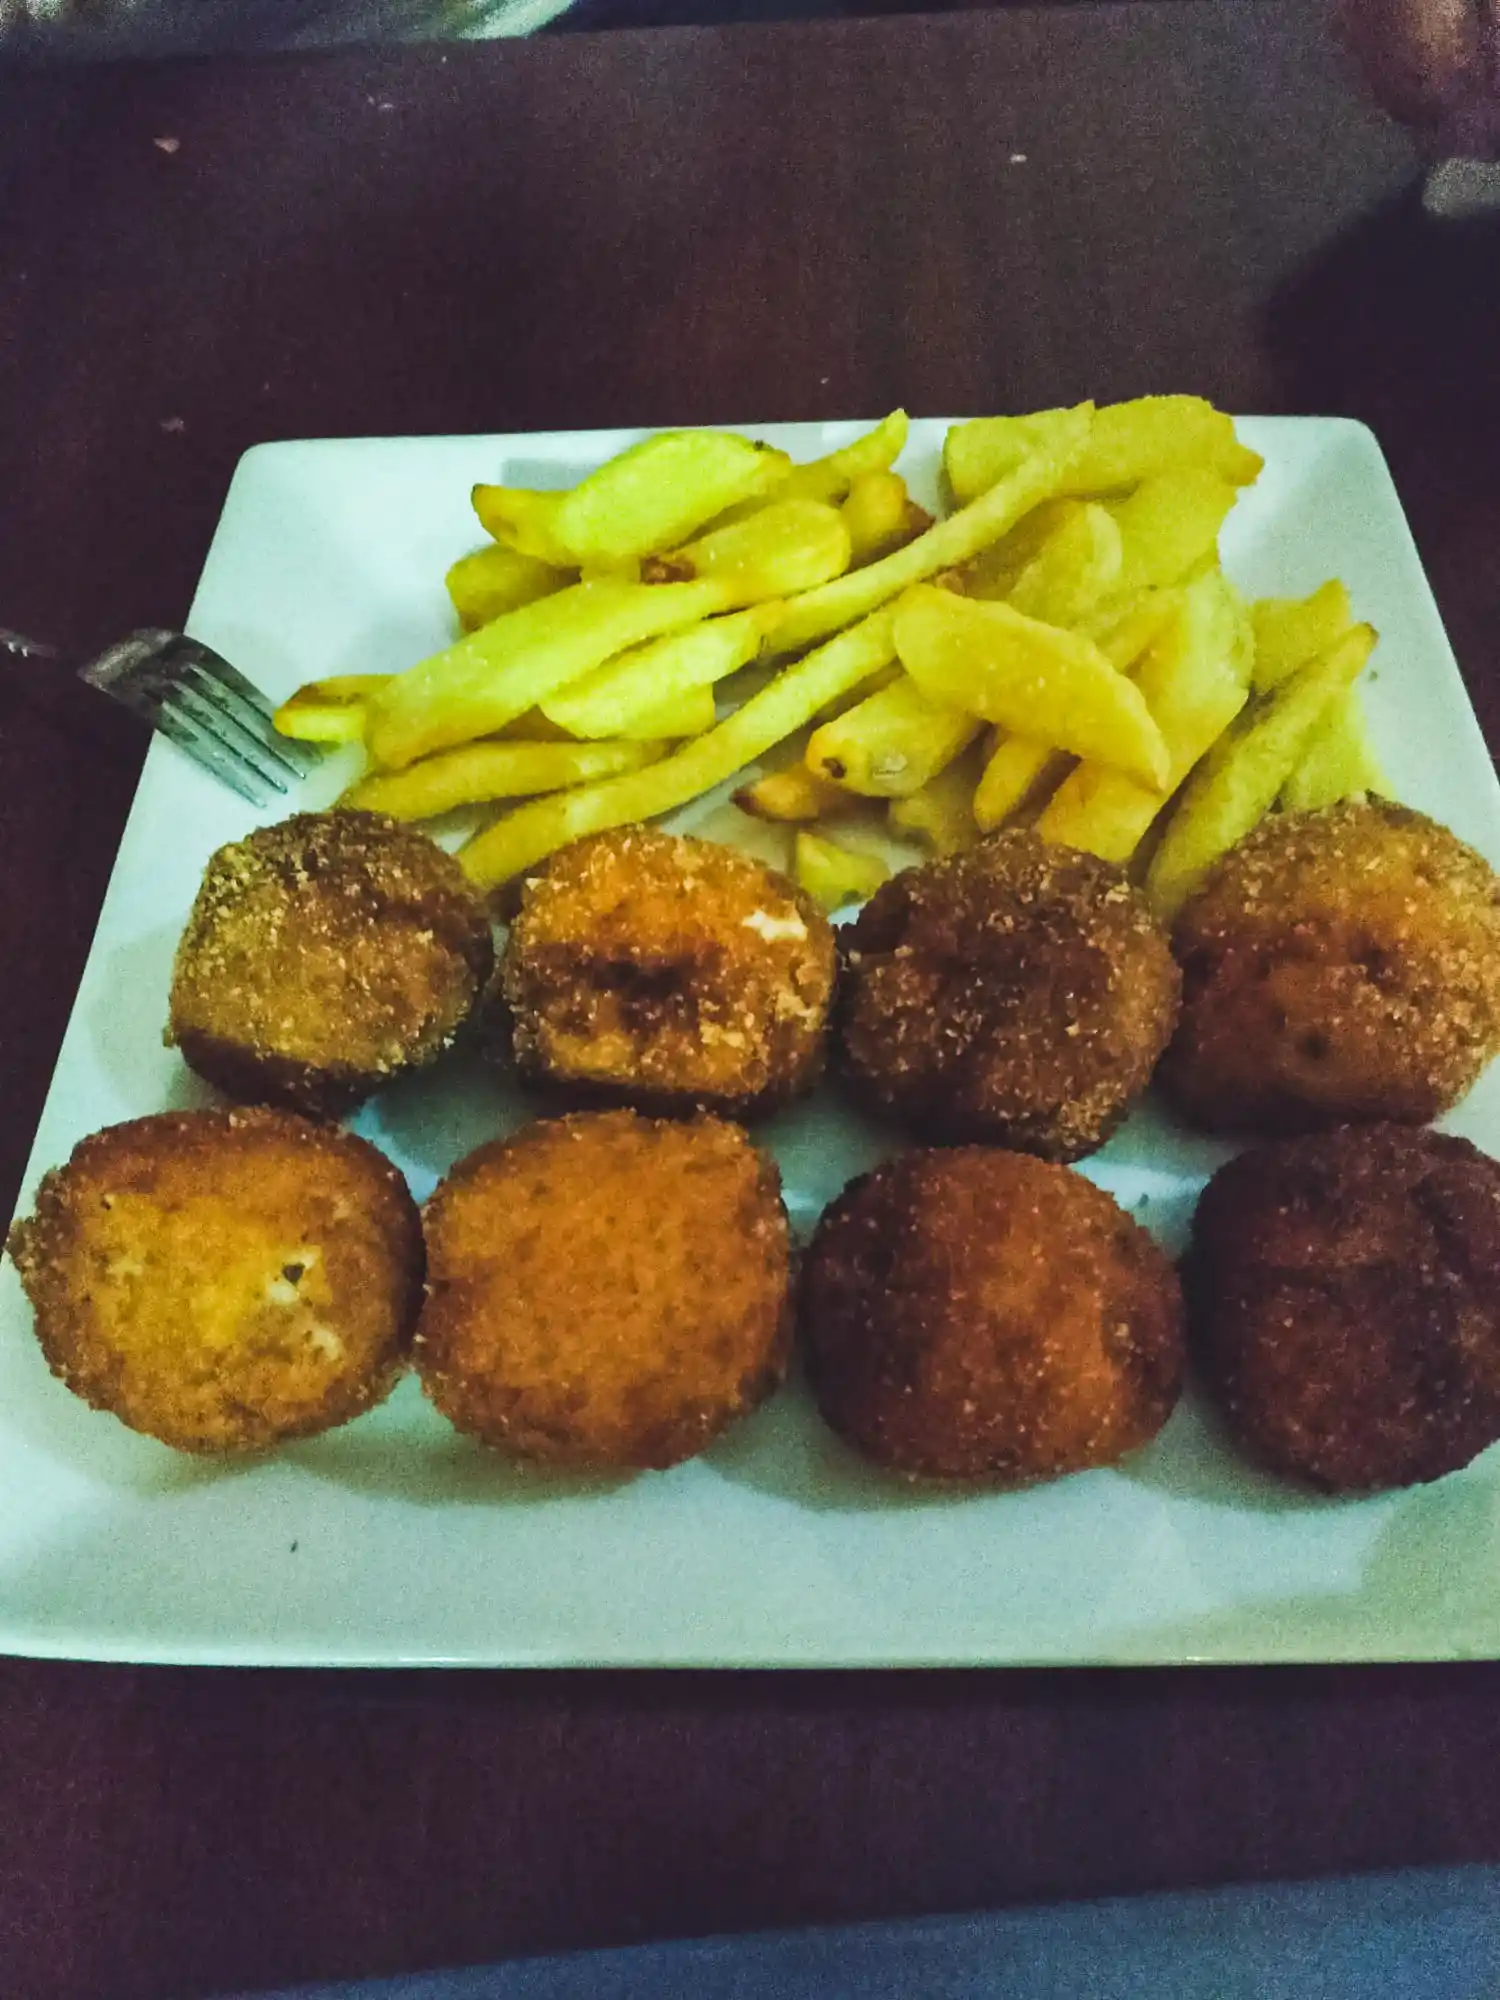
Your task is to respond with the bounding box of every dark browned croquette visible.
[168,809,494,1117]
[837,828,1180,1160]
[1188,1122,1500,1491]
[802,1146,1185,1481]
[1164,800,1500,1134]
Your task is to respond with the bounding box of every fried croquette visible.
[415,1110,792,1467]
[501,828,836,1118]
[837,829,1180,1161]
[168,809,494,1118]
[6,1108,422,1454]
[1163,800,1500,1134]
[1188,1124,1500,1491]
[802,1148,1185,1481]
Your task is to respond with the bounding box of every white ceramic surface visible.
[5,416,1500,1668]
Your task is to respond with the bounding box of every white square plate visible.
[5,417,1500,1668]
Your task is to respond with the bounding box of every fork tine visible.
[175,655,317,784]
[152,701,277,807]
[161,680,293,798]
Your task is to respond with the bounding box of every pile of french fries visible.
[274,400,1387,917]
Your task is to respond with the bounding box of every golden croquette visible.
[6,1107,423,1453]
[415,1109,792,1468]
[500,828,836,1119]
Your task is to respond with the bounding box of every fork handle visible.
[0,625,145,762]
[0,627,63,665]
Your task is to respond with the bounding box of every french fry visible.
[734,767,852,822]
[793,830,891,910]
[894,584,1170,789]
[615,683,718,740]
[973,735,1071,830]
[473,431,791,568]
[445,545,572,632]
[342,737,669,820]
[1006,501,1123,625]
[274,674,390,744]
[675,498,851,598]
[540,607,776,739]
[366,578,737,770]
[806,672,981,798]
[959,499,1075,601]
[1082,587,1186,671]
[841,472,924,565]
[1109,470,1238,592]
[781,411,909,503]
[765,407,1094,657]
[1144,622,1376,917]
[1036,570,1253,862]
[945,396,1261,506]
[460,610,899,889]
[1251,579,1354,691]
[1280,687,1388,809]
[975,586,1189,832]
[889,754,982,853]
[943,405,1096,506]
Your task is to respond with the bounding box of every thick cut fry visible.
[1145,622,1376,917]
[1251,578,1354,691]
[793,830,891,910]
[1036,570,1253,862]
[366,578,735,770]
[766,408,1094,657]
[734,767,852,822]
[460,612,899,889]
[781,411,909,503]
[1109,470,1237,592]
[959,499,1077,601]
[943,406,1096,506]
[341,738,668,820]
[806,673,980,798]
[1280,687,1388,809]
[889,756,982,853]
[973,735,1071,830]
[445,545,572,632]
[541,607,775,738]
[1082,587,1185,671]
[894,584,1169,789]
[273,674,390,744]
[675,498,851,598]
[473,431,790,568]
[976,586,1190,832]
[945,396,1261,505]
[614,683,718,740]
[841,472,922,566]
[1006,501,1124,625]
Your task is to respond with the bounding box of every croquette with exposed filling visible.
[1163,800,1500,1134]
[415,1109,792,1468]
[837,829,1180,1160]
[1188,1123,1500,1491]
[500,828,836,1118]
[168,809,494,1118]
[6,1107,423,1454]
[802,1147,1185,1481]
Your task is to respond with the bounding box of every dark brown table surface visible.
[4,6,1500,1997]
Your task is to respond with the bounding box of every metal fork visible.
[1,626,324,806]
